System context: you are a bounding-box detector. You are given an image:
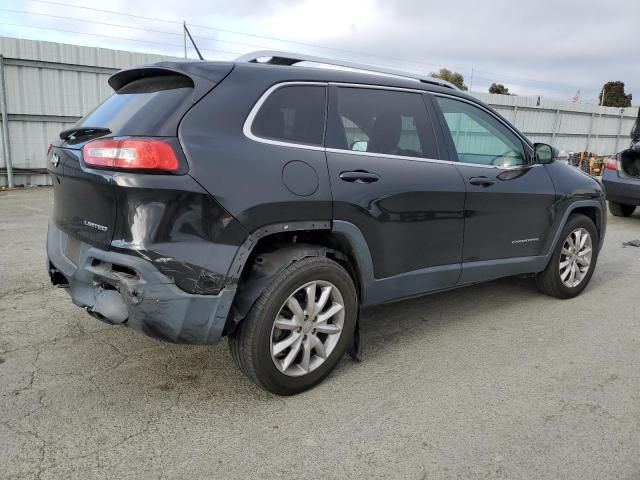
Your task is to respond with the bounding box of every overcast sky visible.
[1,0,638,104]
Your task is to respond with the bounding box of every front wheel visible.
[535,213,599,299]
[229,256,358,395]
[608,201,636,217]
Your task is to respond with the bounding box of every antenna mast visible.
[183,23,204,60]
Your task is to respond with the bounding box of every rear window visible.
[77,75,194,137]
[251,85,326,146]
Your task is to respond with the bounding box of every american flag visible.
[572,90,581,103]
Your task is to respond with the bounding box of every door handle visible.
[339,170,380,183]
[468,176,495,187]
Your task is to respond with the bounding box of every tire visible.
[535,213,599,299]
[228,256,358,395]
[608,201,636,217]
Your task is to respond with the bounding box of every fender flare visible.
[230,242,345,319]
[541,199,604,269]
[225,220,331,286]
[228,240,362,360]
[225,220,363,359]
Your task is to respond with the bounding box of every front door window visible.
[435,96,526,168]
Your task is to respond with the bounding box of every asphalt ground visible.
[1,187,639,479]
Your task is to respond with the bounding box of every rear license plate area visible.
[65,236,81,265]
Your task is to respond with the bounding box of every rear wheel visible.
[229,256,357,395]
[535,214,599,299]
[608,201,636,217]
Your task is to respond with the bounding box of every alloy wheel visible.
[270,280,345,377]
[559,227,593,288]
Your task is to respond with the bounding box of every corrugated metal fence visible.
[0,36,638,187]
[473,92,638,157]
[0,37,177,187]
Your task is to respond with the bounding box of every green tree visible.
[489,83,510,95]
[430,68,468,91]
[599,81,632,107]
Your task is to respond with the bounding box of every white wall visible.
[0,36,179,187]
[1,36,638,186]
[472,92,638,155]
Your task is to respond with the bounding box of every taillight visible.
[605,156,618,171]
[47,143,53,156]
[82,139,179,172]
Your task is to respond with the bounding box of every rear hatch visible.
[619,146,640,179]
[48,63,233,250]
[611,110,640,179]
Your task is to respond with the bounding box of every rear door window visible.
[251,85,327,146]
[326,87,439,159]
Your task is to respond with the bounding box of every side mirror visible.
[534,143,555,164]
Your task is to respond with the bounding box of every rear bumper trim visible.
[47,219,235,344]
[602,177,640,206]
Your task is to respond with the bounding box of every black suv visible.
[46,52,606,394]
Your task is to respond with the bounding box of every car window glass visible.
[78,76,193,137]
[328,87,439,159]
[252,85,326,146]
[435,96,525,167]
[398,115,423,153]
[342,116,369,150]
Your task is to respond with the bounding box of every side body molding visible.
[332,220,461,306]
[333,199,604,306]
[458,200,604,285]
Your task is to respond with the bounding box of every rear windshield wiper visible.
[59,127,111,141]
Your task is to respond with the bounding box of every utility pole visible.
[614,108,625,153]
[600,86,607,106]
[183,23,204,60]
[469,68,474,92]
[183,21,187,59]
[0,55,13,188]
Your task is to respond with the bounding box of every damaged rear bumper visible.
[46,220,235,344]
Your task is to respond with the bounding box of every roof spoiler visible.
[108,63,234,102]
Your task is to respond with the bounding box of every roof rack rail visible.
[235,50,459,91]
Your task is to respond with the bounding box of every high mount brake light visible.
[82,139,179,172]
[605,156,618,171]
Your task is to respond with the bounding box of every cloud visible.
[2,0,638,103]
